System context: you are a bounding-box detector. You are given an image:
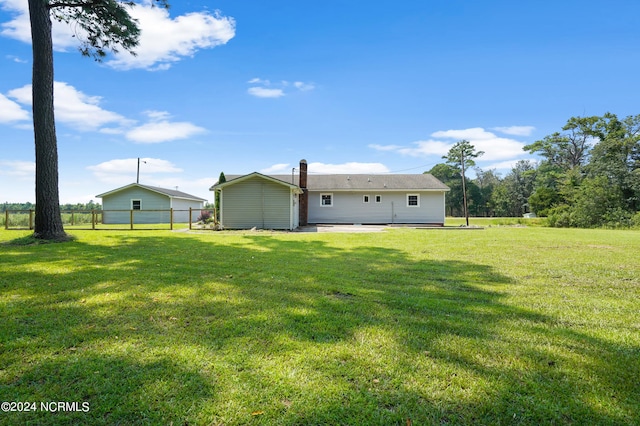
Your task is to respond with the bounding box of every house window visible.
[321,193,333,207]
[363,195,370,203]
[375,195,382,203]
[407,194,419,207]
[131,199,142,210]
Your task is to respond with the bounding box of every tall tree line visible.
[1,201,102,212]
[428,113,640,228]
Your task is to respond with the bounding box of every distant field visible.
[0,227,638,425]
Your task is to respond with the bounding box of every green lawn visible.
[0,227,638,425]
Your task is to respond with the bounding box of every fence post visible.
[4,210,8,230]
[29,209,34,230]
[130,210,134,230]
[71,211,74,226]
[189,207,192,230]
[170,208,174,230]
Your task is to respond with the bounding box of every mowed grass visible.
[0,227,638,425]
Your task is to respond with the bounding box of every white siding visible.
[102,188,170,224]
[102,188,203,224]
[221,176,295,229]
[307,191,446,224]
[171,198,204,223]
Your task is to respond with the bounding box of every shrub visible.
[602,208,632,229]
[196,210,211,223]
[547,205,573,228]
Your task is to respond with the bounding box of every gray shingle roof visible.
[96,183,207,201]
[138,184,207,201]
[219,174,449,191]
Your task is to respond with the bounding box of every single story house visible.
[210,160,450,230]
[96,183,206,224]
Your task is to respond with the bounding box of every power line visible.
[296,161,442,175]
[386,162,440,173]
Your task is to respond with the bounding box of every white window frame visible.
[363,195,370,203]
[407,194,420,207]
[131,199,142,210]
[375,195,382,203]
[320,193,333,207]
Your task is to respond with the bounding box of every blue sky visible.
[1,0,639,204]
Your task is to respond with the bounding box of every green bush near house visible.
[0,227,638,425]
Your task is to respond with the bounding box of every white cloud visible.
[247,87,285,98]
[6,54,27,63]
[247,78,315,98]
[0,0,104,50]
[7,82,132,130]
[88,158,210,201]
[98,127,126,135]
[370,140,451,157]
[0,160,34,178]
[88,157,183,184]
[125,112,206,143]
[0,0,235,71]
[102,110,207,143]
[308,162,390,174]
[260,163,291,174]
[0,93,29,123]
[457,138,525,161]
[144,110,172,121]
[431,127,496,140]
[1,0,45,44]
[293,81,315,92]
[261,162,390,174]
[485,159,539,171]
[4,82,206,143]
[492,126,536,136]
[248,78,270,85]
[53,82,133,130]
[107,6,235,70]
[372,127,529,162]
[400,140,452,157]
[368,144,403,152]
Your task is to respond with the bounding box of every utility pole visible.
[461,150,469,227]
[136,158,146,184]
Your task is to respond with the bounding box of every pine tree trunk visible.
[28,0,67,240]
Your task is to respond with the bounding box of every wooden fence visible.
[3,208,214,231]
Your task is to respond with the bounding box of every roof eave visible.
[211,172,301,191]
[307,187,450,192]
[96,183,206,200]
[95,183,139,198]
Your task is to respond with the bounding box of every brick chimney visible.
[299,159,308,226]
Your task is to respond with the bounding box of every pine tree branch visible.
[48,0,103,10]
[48,0,165,10]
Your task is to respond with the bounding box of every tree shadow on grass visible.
[0,232,638,425]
